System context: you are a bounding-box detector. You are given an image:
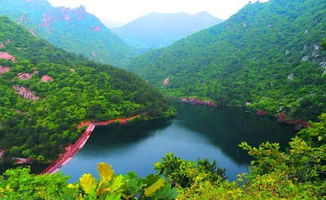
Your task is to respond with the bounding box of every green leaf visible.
[105,193,121,200]
[144,178,165,197]
[109,175,124,192]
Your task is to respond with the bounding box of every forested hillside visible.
[113,12,223,50]
[0,16,172,162]
[129,0,326,120]
[0,0,137,67]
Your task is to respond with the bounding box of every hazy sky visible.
[48,0,268,25]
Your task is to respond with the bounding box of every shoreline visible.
[42,114,142,174]
[177,97,311,130]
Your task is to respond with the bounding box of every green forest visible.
[0,0,325,199]
[128,0,326,121]
[0,16,173,162]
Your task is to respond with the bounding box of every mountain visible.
[112,12,223,50]
[0,0,137,67]
[128,0,326,120]
[0,16,172,162]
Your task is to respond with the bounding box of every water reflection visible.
[176,105,295,164]
[60,104,294,182]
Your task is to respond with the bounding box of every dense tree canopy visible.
[0,16,173,162]
[128,0,326,120]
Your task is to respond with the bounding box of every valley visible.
[112,12,223,50]
[0,0,325,199]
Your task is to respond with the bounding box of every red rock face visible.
[0,52,16,62]
[17,15,28,23]
[41,75,53,82]
[181,97,216,107]
[18,73,32,80]
[12,85,39,101]
[0,150,5,157]
[277,113,287,122]
[64,14,71,21]
[208,101,216,107]
[92,26,101,32]
[163,78,170,86]
[119,119,128,125]
[257,110,266,116]
[77,16,83,21]
[0,66,10,74]
[40,14,53,27]
[15,158,33,164]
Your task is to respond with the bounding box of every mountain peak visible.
[195,11,212,16]
[113,12,223,49]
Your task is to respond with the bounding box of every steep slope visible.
[0,16,172,162]
[128,0,326,120]
[0,0,137,67]
[113,12,223,50]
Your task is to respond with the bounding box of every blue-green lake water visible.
[60,104,294,182]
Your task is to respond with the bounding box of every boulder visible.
[0,66,10,74]
[41,75,53,82]
[287,73,294,80]
[0,52,16,62]
[301,56,309,62]
[18,73,32,80]
[257,109,266,116]
[162,77,170,86]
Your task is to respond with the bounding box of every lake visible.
[60,104,295,182]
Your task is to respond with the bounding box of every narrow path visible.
[42,115,140,174]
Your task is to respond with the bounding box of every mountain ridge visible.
[128,0,326,120]
[0,0,137,67]
[112,11,223,50]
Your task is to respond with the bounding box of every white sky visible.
[48,0,268,25]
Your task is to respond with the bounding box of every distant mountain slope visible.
[0,0,137,67]
[113,12,223,50]
[128,0,326,120]
[0,16,171,162]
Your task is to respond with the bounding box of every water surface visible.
[61,104,294,182]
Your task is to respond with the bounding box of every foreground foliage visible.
[1,113,325,199]
[154,153,226,188]
[0,163,177,200]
